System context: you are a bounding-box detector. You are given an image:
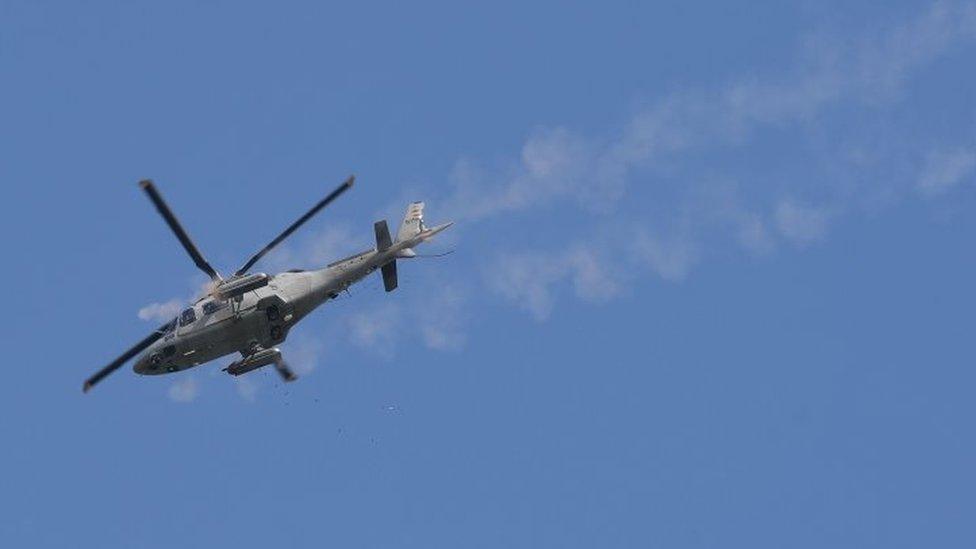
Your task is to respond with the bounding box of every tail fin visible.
[396,202,425,243]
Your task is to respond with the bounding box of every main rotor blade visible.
[234,175,355,276]
[140,180,221,281]
[83,324,168,392]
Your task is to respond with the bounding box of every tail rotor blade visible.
[140,180,221,281]
[83,324,168,392]
[235,175,355,276]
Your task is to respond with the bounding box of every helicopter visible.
[82,176,452,392]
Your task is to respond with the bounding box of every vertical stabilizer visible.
[396,202,425,243]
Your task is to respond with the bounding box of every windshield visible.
[179,307,196,327]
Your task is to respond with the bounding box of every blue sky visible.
[2,1,975,547]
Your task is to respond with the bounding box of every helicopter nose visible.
[133,356,149,375]
[133,351,160,375]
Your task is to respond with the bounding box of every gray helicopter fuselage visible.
[132,223,447,376]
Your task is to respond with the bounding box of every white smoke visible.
[234,376,258,403]
[137,299,182,323]
[167,376,199,403]
[347,303,401,359]
[447,1,976,318]
[917,147,976,195]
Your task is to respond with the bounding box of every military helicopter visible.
[83,176,452,392]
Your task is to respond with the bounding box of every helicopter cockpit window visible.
[202,300,226,315]
[179,307,196,327]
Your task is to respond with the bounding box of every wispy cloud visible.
[443,2,976,229]
[347,303,401,359]
[488,244,624,321]
[137,298,182,323]
[282,333,325,376]
[917,147,976,195]
[444,127,626,222]
[419,284,469,351]
[441,1,976,318]
[167,375,199,403]
[631,232,700,283]
[136,277,216,324]
[217,3,976,351]
[774,200,831,246]
[234,376,258,403]
[263,224,358,272]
